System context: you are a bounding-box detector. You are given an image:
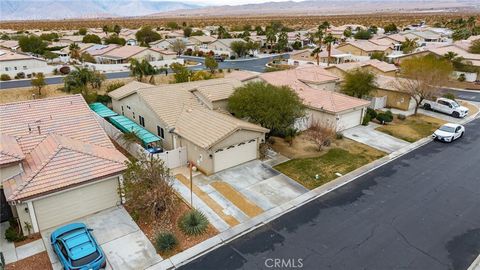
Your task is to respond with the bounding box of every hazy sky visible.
[182,0,301,6]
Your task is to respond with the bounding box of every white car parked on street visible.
[432,123,465,142]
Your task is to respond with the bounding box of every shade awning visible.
[89,103,118,118]
[108,115,161,145]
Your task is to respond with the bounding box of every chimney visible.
[37,125,41,135]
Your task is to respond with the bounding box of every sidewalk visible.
[0,222,46,265]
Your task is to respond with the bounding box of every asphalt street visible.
[180,118,480,270]
[441,88,480,102]
[0,54,288,89]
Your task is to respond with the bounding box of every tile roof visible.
[108,80,155,100]
[109,78,243,128]
[174,108,268,149]
[260,65,340,86]
[260,66,369,113]
[0,95,127,201]
[189,35,217,44]
[101,45,148,59]
[223,70,259,82]
[0,134,25,165]
[194,81,242,102]
[84,44,120,56]
[428,45,480,62]
[326,59,398,73]
[338,40,392,52]
[4,134,127,201]
[0,50,43,62]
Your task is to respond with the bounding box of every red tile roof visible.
[0,134,24,165]
[0,95,127,202]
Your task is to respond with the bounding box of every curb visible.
[154,111,480,270]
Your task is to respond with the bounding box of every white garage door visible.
[213,139,257,172]
[337,109,363,131]
[34,178,120,230]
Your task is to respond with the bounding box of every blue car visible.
[50,223,107,270]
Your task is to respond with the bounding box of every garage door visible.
[34,178,120,230]
[337,109,363,131]
[213,139,257,172]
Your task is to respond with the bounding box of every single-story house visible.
[373,75,415,111]
[288,48,353,66]
[259,66,370,131]
[82,44,120,62]
[108,78,269,175]
[0,50,48,76]
[206,38,247,56]
[0,40,20,51]
[336,40,393,57]
[188,35,217,49]
[150,38,193,51]
[96,45,167,64]
[0,95,127,234]
[325,59,398,77]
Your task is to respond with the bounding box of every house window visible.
[121,106,124,115]
[23,66,27,70]
[14,67,17,70]
[132,112,135,119]
[157,126,165,138]
[4,67,8,71]
[139,116,145,127]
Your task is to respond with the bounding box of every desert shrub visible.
[458,73,466,82]
[5,227,25,242]
[362,114,371,125]
[106,81,125,92]
[307,120,336,151]
[0,74,11,81]
[96,95,111,104]
[178,210,209,236]
[442,93,456,100]
[16,72,25,79]
[366,108,377,119]
[230,55,236,60]
[155,232,178,252]
[336,133,344,140]
[397,114,406,120]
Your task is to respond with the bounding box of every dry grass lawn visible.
[376,114,446,143]
[273,135,385,190]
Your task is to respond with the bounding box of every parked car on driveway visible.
[432,123,465,142]
[422,98,469,118]
[51,223,107,270]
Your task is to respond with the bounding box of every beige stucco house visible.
[108,79,269,175]
[0,95,127,235]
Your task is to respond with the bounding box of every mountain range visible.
[0,0,200,21]
[1,0,478,21]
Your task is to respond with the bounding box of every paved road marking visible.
[175,174,240,227]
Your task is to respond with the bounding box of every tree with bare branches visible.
[395,54,453,115]
[122,153,176,222]
[306,120,336,151]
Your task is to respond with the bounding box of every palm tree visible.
[69,43,80,60]
[401,38,418,54]
[443,51,459,61]
[130,59,158,84]
[266,28,277,51]
[323,34,336,66]
[310,47,322,66]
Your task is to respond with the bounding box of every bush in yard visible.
[458,73,466,82]
[107,81,125,92]
[397,114,407,120]
[5,227,25,242]
[376,112,393,124]
[306,120,336,151]
[336,133,344,140]
[155,232,178,252]
[123,152,176,221]
[362,114,371,126]
[179,210,209,236]
[0,74,11,81]
[366,108,377,119]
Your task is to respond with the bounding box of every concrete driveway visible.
[195,160,308,211]
[41,206,161,270]
[342,123,410,153]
